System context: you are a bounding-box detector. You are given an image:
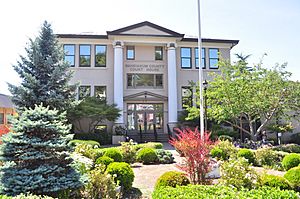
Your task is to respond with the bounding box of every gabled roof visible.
[107,21,184,38]
[0,94,14,109]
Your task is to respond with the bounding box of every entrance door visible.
[127,103,163,133]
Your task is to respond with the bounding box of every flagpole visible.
[197,0,205,138]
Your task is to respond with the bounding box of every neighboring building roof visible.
[0,94,14,109]
[56,21,239,45]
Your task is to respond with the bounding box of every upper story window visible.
[155,46,163,60]
[94,86,106,100]
[209,48,219,69]
[64,44,75,67]
[127,74,163,88]
[126,46,135,60]
[181,47,192,69]
[195,48,205,69]
[79,45,91,67]
[78,85,91,100]
[95,45,106,67]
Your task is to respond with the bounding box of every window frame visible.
[95,45,107,67]
[195,47,206,69]
[181,86,193,109]
[155,46,163,60]
[127,74,163,89]
[78,85,91,100]
[79,44,91,67]
[126,46,135,60]
[63,44,75,67]
[209,48,219,69]
[180,47,192,69]
[94,85,107,100]
[0,113,4,124]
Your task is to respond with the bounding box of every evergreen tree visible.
[0,104,83,196]
[8,21,75,112]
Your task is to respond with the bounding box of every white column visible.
[113,41,124,124]
[167,43,178,124]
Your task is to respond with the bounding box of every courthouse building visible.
[57,21,239,140]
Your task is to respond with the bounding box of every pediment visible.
[107,21,184,38]
[124,91,168,101]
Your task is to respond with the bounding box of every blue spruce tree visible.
[0,105,83,196]
[8,21,75,112]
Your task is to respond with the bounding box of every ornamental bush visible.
[220,157,260,190]
[255,148,287,170]
[137,147,158,164]
[83,165,118,199]
[95,156,114,168]
[155,171,190,189]
[120,140,136,164]
[260,174,292,190]
[104,148,123,162]
[152,185,299,199]
[155,149,174,164]
[68,139,100,148]
[0,105,83,196]
[106,162,134,191]
[282,153,300,171]
[272,144,300,153]
[211,140,237,160]
[134,142,163,151]
[284,166,300,191]
[237,149,255,164]
[210,147,225,160]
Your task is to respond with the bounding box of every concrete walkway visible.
[131,143,181,198]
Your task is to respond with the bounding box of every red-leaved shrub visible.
[169,128,214,184]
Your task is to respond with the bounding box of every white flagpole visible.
[197,0,205,138]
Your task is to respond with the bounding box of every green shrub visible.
[261,174,292,190]
[237,149,255,164]
[272,144,300,153]
[134,142,163,151]
[255,148,287,170]
[210,147,225,160]
[74,144,105,161]
[104,148,123,162]
[73,132,111,145]
[68,139,100,148]
[155,149,174,164]
[212,140,237,160]
[106,162,134,191]
[152,185,300,199]
[71,153,94,174]
[220,157,260,190]
[95,156,114,168]
[155,171,190,189]
[282,153,300,171]
[218,135,233,142]
[137,147,158,164]
[84,165,118,199]
[284,166,300,191]
[120,140,136,164]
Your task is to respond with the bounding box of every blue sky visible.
[0,0,299,95]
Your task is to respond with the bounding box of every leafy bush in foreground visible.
[106,162,134,191]
[237,149,255,164]
[211,140,237,160]
[137,147,158,164]
[282,153,300,171]
[104,148,123,162]
[95,156,114,168]
[152,185,299,199]
[255,148,287,170]
[260,174,292,190]
[155,171,190,189]
[284,166,300,191]
[155,149,174,164]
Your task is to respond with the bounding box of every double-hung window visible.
[64,44,75,67]
[126,46,135,60]
[181,47,192,69]
[155,46,163,60]
[79,45,91,67]
[209,48,219,69]
[95,45,106,67]
[195,48,205,69]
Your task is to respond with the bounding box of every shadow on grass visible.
[122,187,144,199]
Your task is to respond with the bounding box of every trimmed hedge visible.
[152,185,300,199]
[284,166,300,191]
[95,156,114,168]
[272,144,300,153]
[137,147,158,164]
[69,139,100,148]
[282,153,300,171]
[237,149,255,164]
[155,171,190,189]
[134,142,163,151]
[106,162,134,191]
[104,148,123,162]
[261,174,292,190]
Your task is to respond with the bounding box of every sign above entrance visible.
[125,64,165,72]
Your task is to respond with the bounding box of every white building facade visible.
[57,21,239,141]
